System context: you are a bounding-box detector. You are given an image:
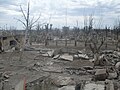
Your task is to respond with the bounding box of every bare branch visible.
[31,22,46,28]
[30,16,34,25]
[31,13,41,26]
[20,5,27,21]
[15,18,26,27]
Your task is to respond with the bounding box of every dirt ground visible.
[0,44,119,90]
[0,44,93,90]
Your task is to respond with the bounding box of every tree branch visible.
[20,5,27,21]
[31,13,41,26]
[15,18,27,27]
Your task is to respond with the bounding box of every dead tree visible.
[113,18,120,50]
[83,14,93,50]
[73,27,80,47]
[89,34,105,66]
[16,2,41,46]
[16,2,41,60]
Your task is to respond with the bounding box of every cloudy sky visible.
[0,0,120,30]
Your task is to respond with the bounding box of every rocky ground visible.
[0,45,120,90]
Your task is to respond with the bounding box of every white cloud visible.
[0,0,120,29]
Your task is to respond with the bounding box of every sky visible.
[0,0,120,30]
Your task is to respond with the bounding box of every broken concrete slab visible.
[105,80,114,90]
[78,54,89,60]
[47,50,54,57]
[42,66,63,73]
[59,54,73,61]
[41,53,49,57]
[58,85,75,90]
[115,62,120,71]
[95,69,108,81]
[108,72,118,79]
[84,82,105,90]
[107,67,118,79]
[53,54,60,59]
[51,76,75,87]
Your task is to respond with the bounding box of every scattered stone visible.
[83,66,93,70]
[3,74,9,79]
[78,54,89,60]
[84,82,105,90]
[34,62,40,66]
[115,62,120,71]
[58,85,75,90]
[53,54,60,59]
[95,69,108,81]
[107,67,118,79]
[41,53,49,57]
[59,54,73,61]
[47,50,54,57]
[105,79,114,90]
[52,76,75,87]
[42,66,63,73]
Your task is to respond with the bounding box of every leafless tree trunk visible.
[16,2,41,60]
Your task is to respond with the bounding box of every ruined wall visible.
[1,35,24,50]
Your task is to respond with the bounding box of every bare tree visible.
[16,2,41,61]
[16,2,41,46]
[83,14,93,50]
[113,18,120,50]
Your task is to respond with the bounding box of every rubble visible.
[78,54,89,60]
[51,76,75,87]
[105,80,114,90]
[115,62,120,71]
[95,69,108,81]
[42,66,63,73]
[65,67,89,75]
[53,54,60,59]
[84,82,105,90]
[59,53,73,61]
[58,85,75,90]
[1,46,120,90]
[107,67,118,79]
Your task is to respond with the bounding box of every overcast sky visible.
[0,0,120,30]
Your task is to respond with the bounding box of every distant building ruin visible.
[0,35,24,50]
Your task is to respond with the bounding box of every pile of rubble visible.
[1,47,120,90]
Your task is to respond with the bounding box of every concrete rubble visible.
[51,76,75,87]
[1,47,120,90]
[95,69,108,81]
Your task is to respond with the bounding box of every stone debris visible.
[107,67,118,79]
[115,62,120,71]
[78,54,89,60]
[65,67,89,75]
[51,76,75,87]
[59,53,73,61]
[105,80,114,90]
[42,66,63,73]
[84,82,105,90]
[1,47,120,90]
[53,54,60,59]
[95,69,108,81]
[47,50,54,57]
[58,85,75,90]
